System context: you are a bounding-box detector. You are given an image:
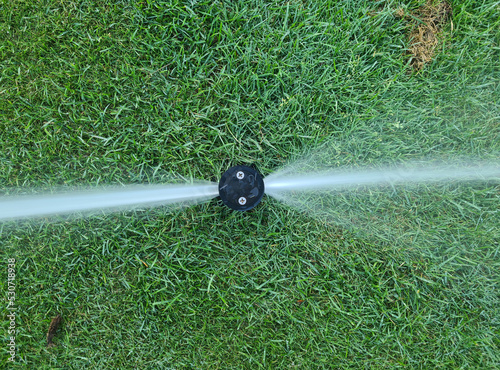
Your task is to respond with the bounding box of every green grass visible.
[1,0,499,368]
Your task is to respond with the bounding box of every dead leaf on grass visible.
[47,314,62,347]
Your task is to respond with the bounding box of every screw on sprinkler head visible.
[218,165,265,211]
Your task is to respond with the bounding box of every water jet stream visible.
[264,164,500,195]
[0,182,219,221]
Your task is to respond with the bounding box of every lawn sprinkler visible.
[218,165,265,211]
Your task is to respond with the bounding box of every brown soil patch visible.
[397,1,452,70]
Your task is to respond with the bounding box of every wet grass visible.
[1,0,499,368]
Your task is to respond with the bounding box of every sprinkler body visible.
[218,165,265,211]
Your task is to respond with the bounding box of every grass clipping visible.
[398,1,452,70]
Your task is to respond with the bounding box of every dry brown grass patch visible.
[397,1,452,70]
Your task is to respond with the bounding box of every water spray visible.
[0,161,498,220]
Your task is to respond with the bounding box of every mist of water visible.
[264,161,500,248]
[0,181,219,221]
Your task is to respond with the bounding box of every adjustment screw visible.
[236,171,245,179]
[238,197,247,205]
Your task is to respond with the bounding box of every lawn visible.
[1,0,499,368]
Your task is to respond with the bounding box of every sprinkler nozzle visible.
[218,165,265,211]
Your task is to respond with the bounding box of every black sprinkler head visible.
[218,165,265,211]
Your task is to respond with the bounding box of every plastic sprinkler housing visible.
[218,165,265,211]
